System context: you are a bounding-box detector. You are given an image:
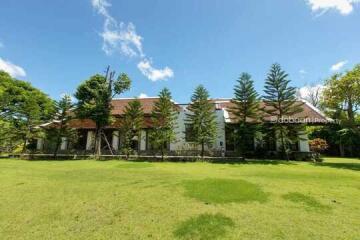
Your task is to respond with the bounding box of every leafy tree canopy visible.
[0,71,55,152]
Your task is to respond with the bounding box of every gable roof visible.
[41,98,331,130]
[214,99,331,124]
[111,98,160,115]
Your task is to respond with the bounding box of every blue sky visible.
[0,0,359,102]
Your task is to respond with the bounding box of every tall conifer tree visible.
[263,63,303,160]
[186,85,217,158]
[149,88,177,160]
[230,73,260,154]
[52,94,75,158]
[120,99,144,159]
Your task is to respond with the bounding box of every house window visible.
[289,141,299,151]
[185,124,195,142]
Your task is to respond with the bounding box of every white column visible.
[112,131,119,151]
[36,138,44,150]
[86,131,95,150]
[216,110,225,151]
[298,131,310,152]
[60,137,67,150]
[140,130,146,151]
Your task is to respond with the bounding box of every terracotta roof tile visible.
[219,100,330,124]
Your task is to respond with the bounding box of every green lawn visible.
[0,158,359,240]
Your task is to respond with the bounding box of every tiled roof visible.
[50,116,154,129]
[45,98,177,129]
[111,98,160,115]
[217,100,330,124]
[42,98,330,130]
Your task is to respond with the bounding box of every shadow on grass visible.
[313,162,360,171]
[212,160,296,166]
[283,192,331,212]
[116,162,153,169]
[183,178,268,204]
[174,213,235,240]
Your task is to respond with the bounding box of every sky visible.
[0,0,359,103]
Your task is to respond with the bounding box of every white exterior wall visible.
[140,130,147,151]
[298,131,310,152]
[170,107,225,152]
[112,131,119,151]
[275,130,310,152]
[36,138,44,150]
[86,131,95,150]
[214,109,226,151]
[60,137,67,150]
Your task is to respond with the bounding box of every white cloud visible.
[299,69,307,75]
[0,57,26,78]
[297,84,325,107]
[137,59,174,82]
[298,84,324,99]
[91,0,173,81]
[306,0,360,15]
[138,93,148,98]
[330,60,348,71]
[92,0,143,57]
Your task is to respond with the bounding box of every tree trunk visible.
[94,127,102,159]
[53,122,64,158]
[279,128,289,161]
[53,136,61,159]
[201,142,205,159]
[161,145,164,161]
[347,99,355,125]
[339,142,345,157]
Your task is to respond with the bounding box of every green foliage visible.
[113,73,131,95]
[74,71,131,157]
[323,65,360,124]
[0,71,55,152]
[149,88,177,159]
[75,74,111,127]
[263,64,304,159]
[186,85,217,157]
[319,64,360,157]
[120,99,144,158]
[183,178,268,204]
[174,213,235,240]
[230,73,260,154]
[49,95,77,156]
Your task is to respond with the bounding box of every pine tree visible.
[52,94,75,158]
[230,73,260,154]
[120,99,144,159]
[149,88,177,160]
[186,85,217,158]
[263,63,303,160]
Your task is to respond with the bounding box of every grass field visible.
[0,158,359,240]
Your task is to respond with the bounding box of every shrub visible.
[309,138,328,162]
[309,138,329,153]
